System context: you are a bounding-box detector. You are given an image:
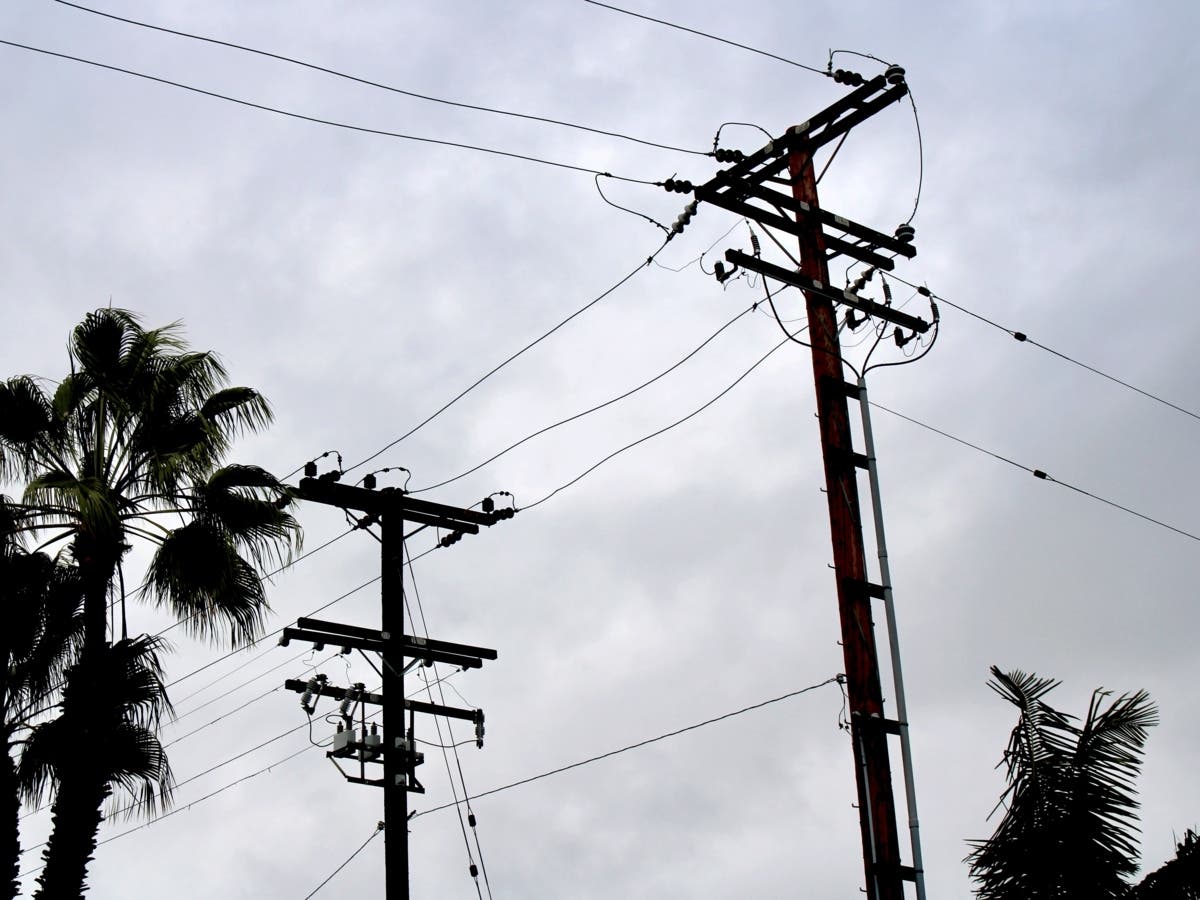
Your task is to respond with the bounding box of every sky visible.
[3,1,1200,897]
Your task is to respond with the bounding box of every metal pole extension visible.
[381,511,409,900]
[857,375,926,900]
[788,146,903,900]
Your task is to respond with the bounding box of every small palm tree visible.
[0,308,301,896]
[0,498,84,900]
[20,636,173,900]
[966,666,1158,899]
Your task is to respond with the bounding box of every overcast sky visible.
[4,1,1200,897]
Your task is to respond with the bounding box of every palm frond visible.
[144,521,270,647]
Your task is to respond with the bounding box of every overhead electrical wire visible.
[405,546,492,899]
[0,39,659,186]
[884,273,1200,424]
[522,333,793,511]
[50,0,709,158]
[582,0,829,76]
[413,675,841,819]
[871,402,1200,544]
[302,821,385,900]
[410,302,758,494]
[344,237,673,475]
[19,674,840,880]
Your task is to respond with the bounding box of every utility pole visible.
[692,67,928,899]
[281,467,513,899]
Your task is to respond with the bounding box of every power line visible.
[870,402,1200,544]
[522,333,792,511]
[51,0,709,158]
[582,0,829,76]
[0,39,659,186]
[410,302,757,493]
[412,676,841,819]
[886,274,1200,425]
[302,821,385,900]
[344,237,672,475]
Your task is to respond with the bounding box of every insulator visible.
[885,64,906,86]
[749,232,761,256]
[894,329,911,348]
[894,223,916,244]
[468,814,477,828]
[300,675,321,714]
[852,277,866,292]
[663,178,693,194]
[469,864,479,878]
[862,268,874,282]
[363,472,376,490]
[303,461,317,478]
[713,262,727,283]
[881,280,892,302]
[845,310,863,330]
[833,68,846,83]
[917,285,931,296]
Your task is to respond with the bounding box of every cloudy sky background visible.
[4,1,1200,897]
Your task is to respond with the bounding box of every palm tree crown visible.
[0,308,301,898]
[966,666,1159,900]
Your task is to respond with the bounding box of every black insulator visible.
[363,472,377,490]
[468,814,477,828]
[916,285,931,297]
[663,178,693,193]
[845,310,863,330]
[894,329,911,348]
[482,496,495,513]
[881,280,892,302]
[852,277,866,292]
[1033,469,1048,480]
[749,232,761,255]
[885,65,906,86]
[1013,332,1027,342]
[303,461,317,478]
[469,864,479,878]
[713,261,727,282]
[894,223,916,244]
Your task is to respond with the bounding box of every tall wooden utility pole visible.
[693,66,928,898]
[789,142,903,900]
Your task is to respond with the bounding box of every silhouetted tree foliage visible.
[1129,830,1200,899]
[0,309,300,897]
[966,667,1159,899]
[0,498,83,900]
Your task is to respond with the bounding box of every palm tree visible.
[0,498,84,900]
[20,636,173,899]
[0,308,301,896]
[966,666,1159,899]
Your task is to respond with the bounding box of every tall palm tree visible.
[0,308,301,896]
[0,498,84,900]
[966,666,1158,899]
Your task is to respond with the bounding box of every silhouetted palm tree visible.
[966,666,1158,899]
[0,498,83,900]
[0,308,300,896]
[20,636,172,899]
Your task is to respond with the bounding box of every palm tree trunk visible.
[2,735,19,900]
[32,763,109,899]
[34,557,113,899]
